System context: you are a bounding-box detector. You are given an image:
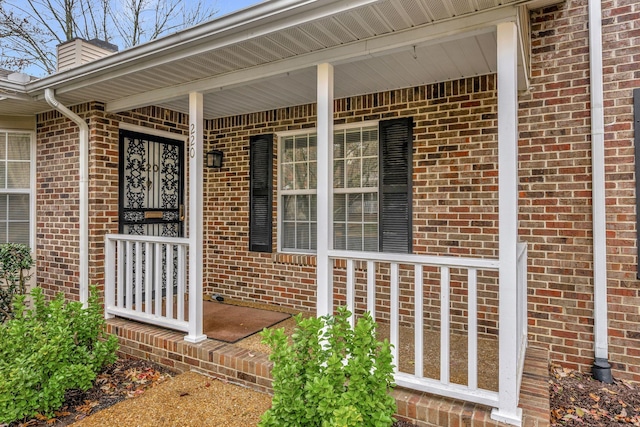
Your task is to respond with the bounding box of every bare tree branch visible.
[0,0,219,76]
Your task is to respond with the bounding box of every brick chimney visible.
[56,38,118,72]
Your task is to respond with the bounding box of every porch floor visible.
[106,302,548,427]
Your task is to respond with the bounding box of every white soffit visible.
[3,0,527,117]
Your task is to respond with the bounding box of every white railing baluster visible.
[390,262,399,373]
[116,240,124,309]
[440,266,450,385]
[155,244,163,316]
[135,241,143,313]
[367,260,375,319]
[104,234,191,333]
[166,244,174,320]
[326,249,505,409]
[414,264,423,378]
[468,268,478,390]
[145,242,153,315]
[125,241,133,310]
[105,237,115,319]
[177,244,185,322]
[346,258,355,327]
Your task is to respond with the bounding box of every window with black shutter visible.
[379,118,413,253]
[276,118,412,254]
[249,134,273,252]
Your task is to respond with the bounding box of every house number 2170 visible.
[189,123,196,159]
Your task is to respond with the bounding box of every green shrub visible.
[0,286,119,423]
[259,307,396,427]
[0,243,34,323]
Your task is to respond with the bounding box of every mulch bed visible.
[7,357,175,427]
[550,363,640,426]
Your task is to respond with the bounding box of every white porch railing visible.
[104,234,191,334]
[328,246,528,413]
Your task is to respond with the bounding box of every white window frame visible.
[0,130,36,250]
[276,120,379,254]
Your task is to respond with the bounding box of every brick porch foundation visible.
[106,318,549,427]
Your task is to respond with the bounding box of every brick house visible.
[0,0,638,425]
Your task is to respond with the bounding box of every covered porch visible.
[93,0,534,425]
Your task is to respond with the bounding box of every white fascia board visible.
[106,5,519,113]
[0,82,31,101]
[27,0,380,96]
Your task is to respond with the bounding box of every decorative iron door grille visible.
[118,130,185,304]
[119,130,184,236]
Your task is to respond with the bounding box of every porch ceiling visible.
[0,0,532,119]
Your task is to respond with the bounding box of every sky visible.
[217,0,264,16]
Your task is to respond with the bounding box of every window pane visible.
[295,163,308,190]
[283,195,296,220]
[8,134,30,160]
[333,159,344,188]
[295,135,308,162]
[347,194,363,222]
[8,222,29,245]
[0,195,5,220]
[297,224,310,250]
[309,135,317,161]
[363,224,378,251]
[362,130,378,156]
[310,195,317,221]
[0,225,5,243]
[334,223,345,250]
[7,162,30,188]
[296,195,309,220]
[309,161,317,189]
[334,132,344,158]
[282,222,296,249]
[0,163,5,189]
[346,159,361,188]
[8,194,29,220]
[281,164,294,190]
[310,224,317,251]
[333,194,345,222]
[0,133,5,158]
[346,130,361,158]
[282,137,294,163]
[347,224,362,251]
[362,157,378,188]
[363,193,378,222]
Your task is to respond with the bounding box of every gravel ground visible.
[72,371,272,427]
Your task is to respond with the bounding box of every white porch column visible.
[316,63,334,317]
[491,21,522,426]
[185,91,206,343]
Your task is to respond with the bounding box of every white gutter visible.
[44,88,89,306]
[588,0,611,382]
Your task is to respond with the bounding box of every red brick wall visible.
[520,0,640,380]
[32,0,640,382]
[203,76,500,332]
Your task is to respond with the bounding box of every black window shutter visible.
[379,118,413,253]
[249,134,273,252]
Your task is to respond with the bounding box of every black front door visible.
[119,130,184,237]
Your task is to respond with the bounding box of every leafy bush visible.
[0,243,34,323]
[0,286,119,423]
[259,307,396,427]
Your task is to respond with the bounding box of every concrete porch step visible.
[106,318,549,427]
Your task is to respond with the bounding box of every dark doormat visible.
[202,301,291,343]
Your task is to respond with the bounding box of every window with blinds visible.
[273,118,412,254]
[0,132,32,247]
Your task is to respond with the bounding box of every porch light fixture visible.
[206,150,223,168]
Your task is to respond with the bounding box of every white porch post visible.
[491,21,522,426]
[316,63,334,317]
[185,91,206,343]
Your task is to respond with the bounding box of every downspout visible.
[44,88,89,306]
[588,0,612,383]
